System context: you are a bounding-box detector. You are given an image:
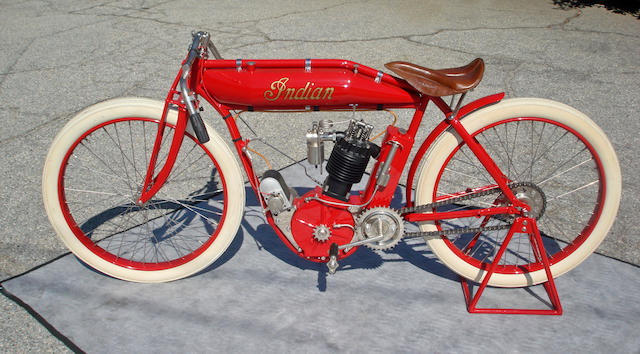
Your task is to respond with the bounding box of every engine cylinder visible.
[323,137,379,201]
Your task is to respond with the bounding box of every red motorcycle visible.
[42,31,621,297]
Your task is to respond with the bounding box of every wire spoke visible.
[61,118,227,266]
[538,155,591,185]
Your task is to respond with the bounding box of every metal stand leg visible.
[459,217,563,315]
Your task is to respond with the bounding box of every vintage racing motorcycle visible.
[42,31,621,292]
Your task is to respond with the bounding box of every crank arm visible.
[337,235,384,250]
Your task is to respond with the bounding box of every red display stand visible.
[460,217,563,315]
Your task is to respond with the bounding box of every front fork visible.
[136,107,188,205]
[137,31,211,205]
[137,74,189,205]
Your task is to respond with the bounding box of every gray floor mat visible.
[3,164,639,353]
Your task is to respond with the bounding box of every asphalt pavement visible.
[0,0,638,352]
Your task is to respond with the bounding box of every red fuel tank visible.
[201,59,420,110]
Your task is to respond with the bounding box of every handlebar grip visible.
[188,112,210,143]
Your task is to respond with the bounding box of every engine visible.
[261,118,383,262]
[307,119,380,201]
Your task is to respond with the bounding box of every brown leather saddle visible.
[385,58,484,97]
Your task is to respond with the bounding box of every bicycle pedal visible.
[327,243,339,274]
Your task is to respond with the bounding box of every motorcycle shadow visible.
[72,184,462,287]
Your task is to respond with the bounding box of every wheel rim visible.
[433,117,605,274]
[58,117,229,271]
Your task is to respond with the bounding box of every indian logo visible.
[264,77,334,101]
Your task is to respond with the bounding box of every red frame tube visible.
[404,206,517,222]
[447,117,525,209]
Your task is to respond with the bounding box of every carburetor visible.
[305,120,338,167]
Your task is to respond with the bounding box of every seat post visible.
[448,92,467,120]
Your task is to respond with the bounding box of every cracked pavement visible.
[0,0,638,351]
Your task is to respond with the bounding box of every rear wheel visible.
[416,98,621,287]
[43,98,245,282]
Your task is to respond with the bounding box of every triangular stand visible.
[459,217,563,315]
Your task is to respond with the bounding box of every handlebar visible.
[179,31,222,143]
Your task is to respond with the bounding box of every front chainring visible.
[356,207,404,250]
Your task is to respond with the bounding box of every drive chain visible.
[400,182,534,239]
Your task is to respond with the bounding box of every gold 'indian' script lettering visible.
[264,77,334,101]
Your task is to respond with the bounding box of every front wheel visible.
[42,98,245,282]
[416,98,621,287]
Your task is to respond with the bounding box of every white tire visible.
[416,98,621,287]
[42,97,245,282]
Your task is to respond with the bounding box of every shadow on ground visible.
[554,0,640,18]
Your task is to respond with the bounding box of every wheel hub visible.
[499,183,546,219]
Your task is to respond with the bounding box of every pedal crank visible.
[327,243,339,274]
[336,234,384,250]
